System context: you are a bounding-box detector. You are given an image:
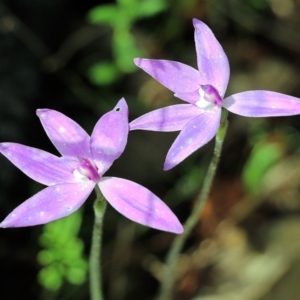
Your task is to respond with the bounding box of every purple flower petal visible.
[130,104,201,132]
[223,91,300,117]
[0,182,95,227]
[164,106,221,170]
[99,177,183,234]
[134,58,201,100]
[174,91,202,104]
[0,143,76,186]
[193,19,230,97]
[37,109,91,158]
[91,98,129,175]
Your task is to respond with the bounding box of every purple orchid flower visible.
[130,19,300,170]
[0,99,183,234]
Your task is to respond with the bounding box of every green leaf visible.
[87,4,118,25]
[250,0,268,10]
[88,62,120,85]
[37,250,54,265]
[136,0,168,17]
[37,210,87,290]
[113,29,142,72]
[117,0,137,9]
[242,142,283,195]
[38,266,63,291]
[66,261,88,285]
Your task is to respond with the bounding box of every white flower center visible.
[195,88,215,110]
[72,157,100,183]
[73,169,90,181]
[195,85,222,110]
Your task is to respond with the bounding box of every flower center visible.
[73,157,100,183]
[195,85,222,110]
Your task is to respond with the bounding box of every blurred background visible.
[1,0,300,299]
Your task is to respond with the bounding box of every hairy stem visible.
[89,185,107,300]
[157,119,228,300]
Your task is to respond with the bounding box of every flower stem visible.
[157,118,228,300]
[89,185,107,300]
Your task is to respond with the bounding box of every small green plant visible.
[86,0,168,85]
[37,209,87,291]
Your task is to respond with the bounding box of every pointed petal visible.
[164,107,221,170]
[174,90,202,104]
[99,177,183,234]
[37,109,91,158]
[223,91,300,117]
[193,19,230,97]
[134,58,201,98]
[91,98,129,175]
[130,104,201,132]
[0,182,95,227]
[0,143,76,186]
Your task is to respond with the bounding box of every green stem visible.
[89,185,107,300]
[157,119,228,300]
